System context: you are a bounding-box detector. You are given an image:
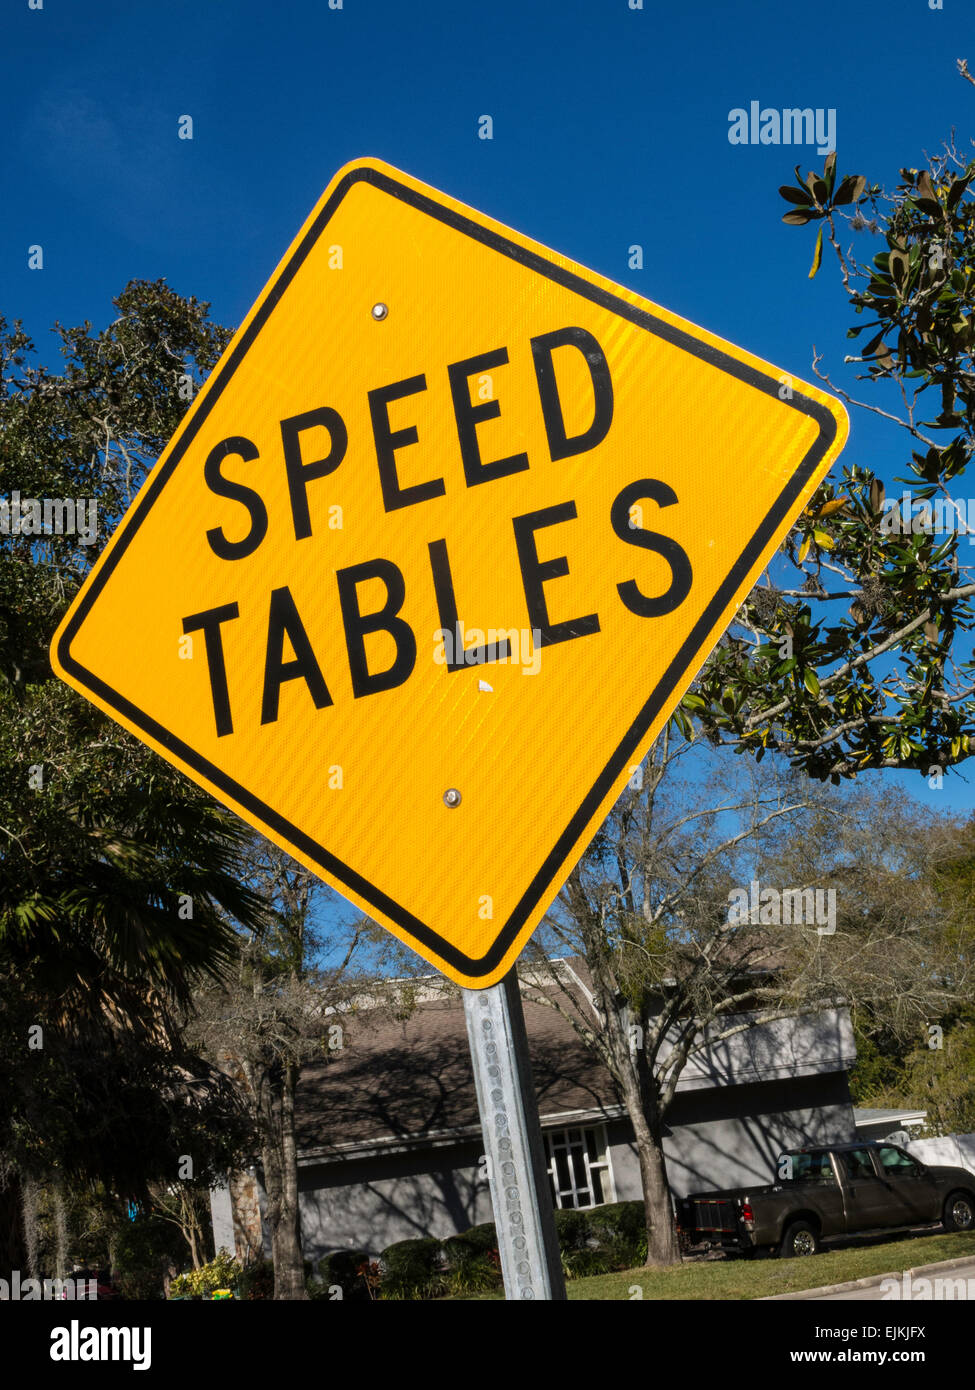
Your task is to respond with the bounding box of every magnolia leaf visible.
[816,496,849,518]
[809,224,824,279]
[947,174,973,211]
[779,184,814,206]
[917,170,938,204]
[889,250,909,287]
[834,174,866,205]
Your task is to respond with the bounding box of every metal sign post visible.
[463,970,566,1300]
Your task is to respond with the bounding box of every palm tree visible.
[0,684,268,1273]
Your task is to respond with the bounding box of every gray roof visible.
[853,1108,927,1123]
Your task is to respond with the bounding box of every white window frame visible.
[543,1124,616,1210]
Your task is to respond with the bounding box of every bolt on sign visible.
[51,157,847,989]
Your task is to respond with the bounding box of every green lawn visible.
[459,1230,975,1300]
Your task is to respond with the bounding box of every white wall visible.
[209,1181,235,1256]
[907,1133,975,1176]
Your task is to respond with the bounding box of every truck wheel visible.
[943,1191,975,1232]
[779,1220,820,1258]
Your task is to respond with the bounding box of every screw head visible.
[371,302,388,321]
[443,788,462,808]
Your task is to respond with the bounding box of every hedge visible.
[379,1237,444,1300]
[315,1248,372,1302]
[374,1200,647,1298]
[441,1226,502,1296]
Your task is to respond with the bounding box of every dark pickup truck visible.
[679,1141,975,1258]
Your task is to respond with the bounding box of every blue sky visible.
[4,0,975,838]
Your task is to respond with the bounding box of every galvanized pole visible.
[462,968,567,1300]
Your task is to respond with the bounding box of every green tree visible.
[0,282,267,1272]
[685,75,975,783]
[866,1020,975,1137]
[861,811,975,1135]
[846,1023,915,1104]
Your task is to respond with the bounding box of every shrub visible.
[552,1202,647,1278]
[456,1221,498,1253]
[439,1206,646,1288]
[557,1211,613,1279]
[117,1265,167,1300]
[238,1256,274,1300]
[442,1229,502,1297]
[553,1207,590,1256]
[586,1200,646,1268]
[168,1249,242,1300]
[316,1249,372,1302]
[563,1244,616,1278]
[379,1237,444,1300]
[111,1209,183,1301]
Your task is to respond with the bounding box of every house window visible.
[543,1125,614,1210]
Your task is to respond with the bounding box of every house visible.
[853,1107,928,1145]
[210,963,857,1263]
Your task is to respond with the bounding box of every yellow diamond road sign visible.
[51,157,847,989]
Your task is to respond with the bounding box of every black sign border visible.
[56,163,839,979]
